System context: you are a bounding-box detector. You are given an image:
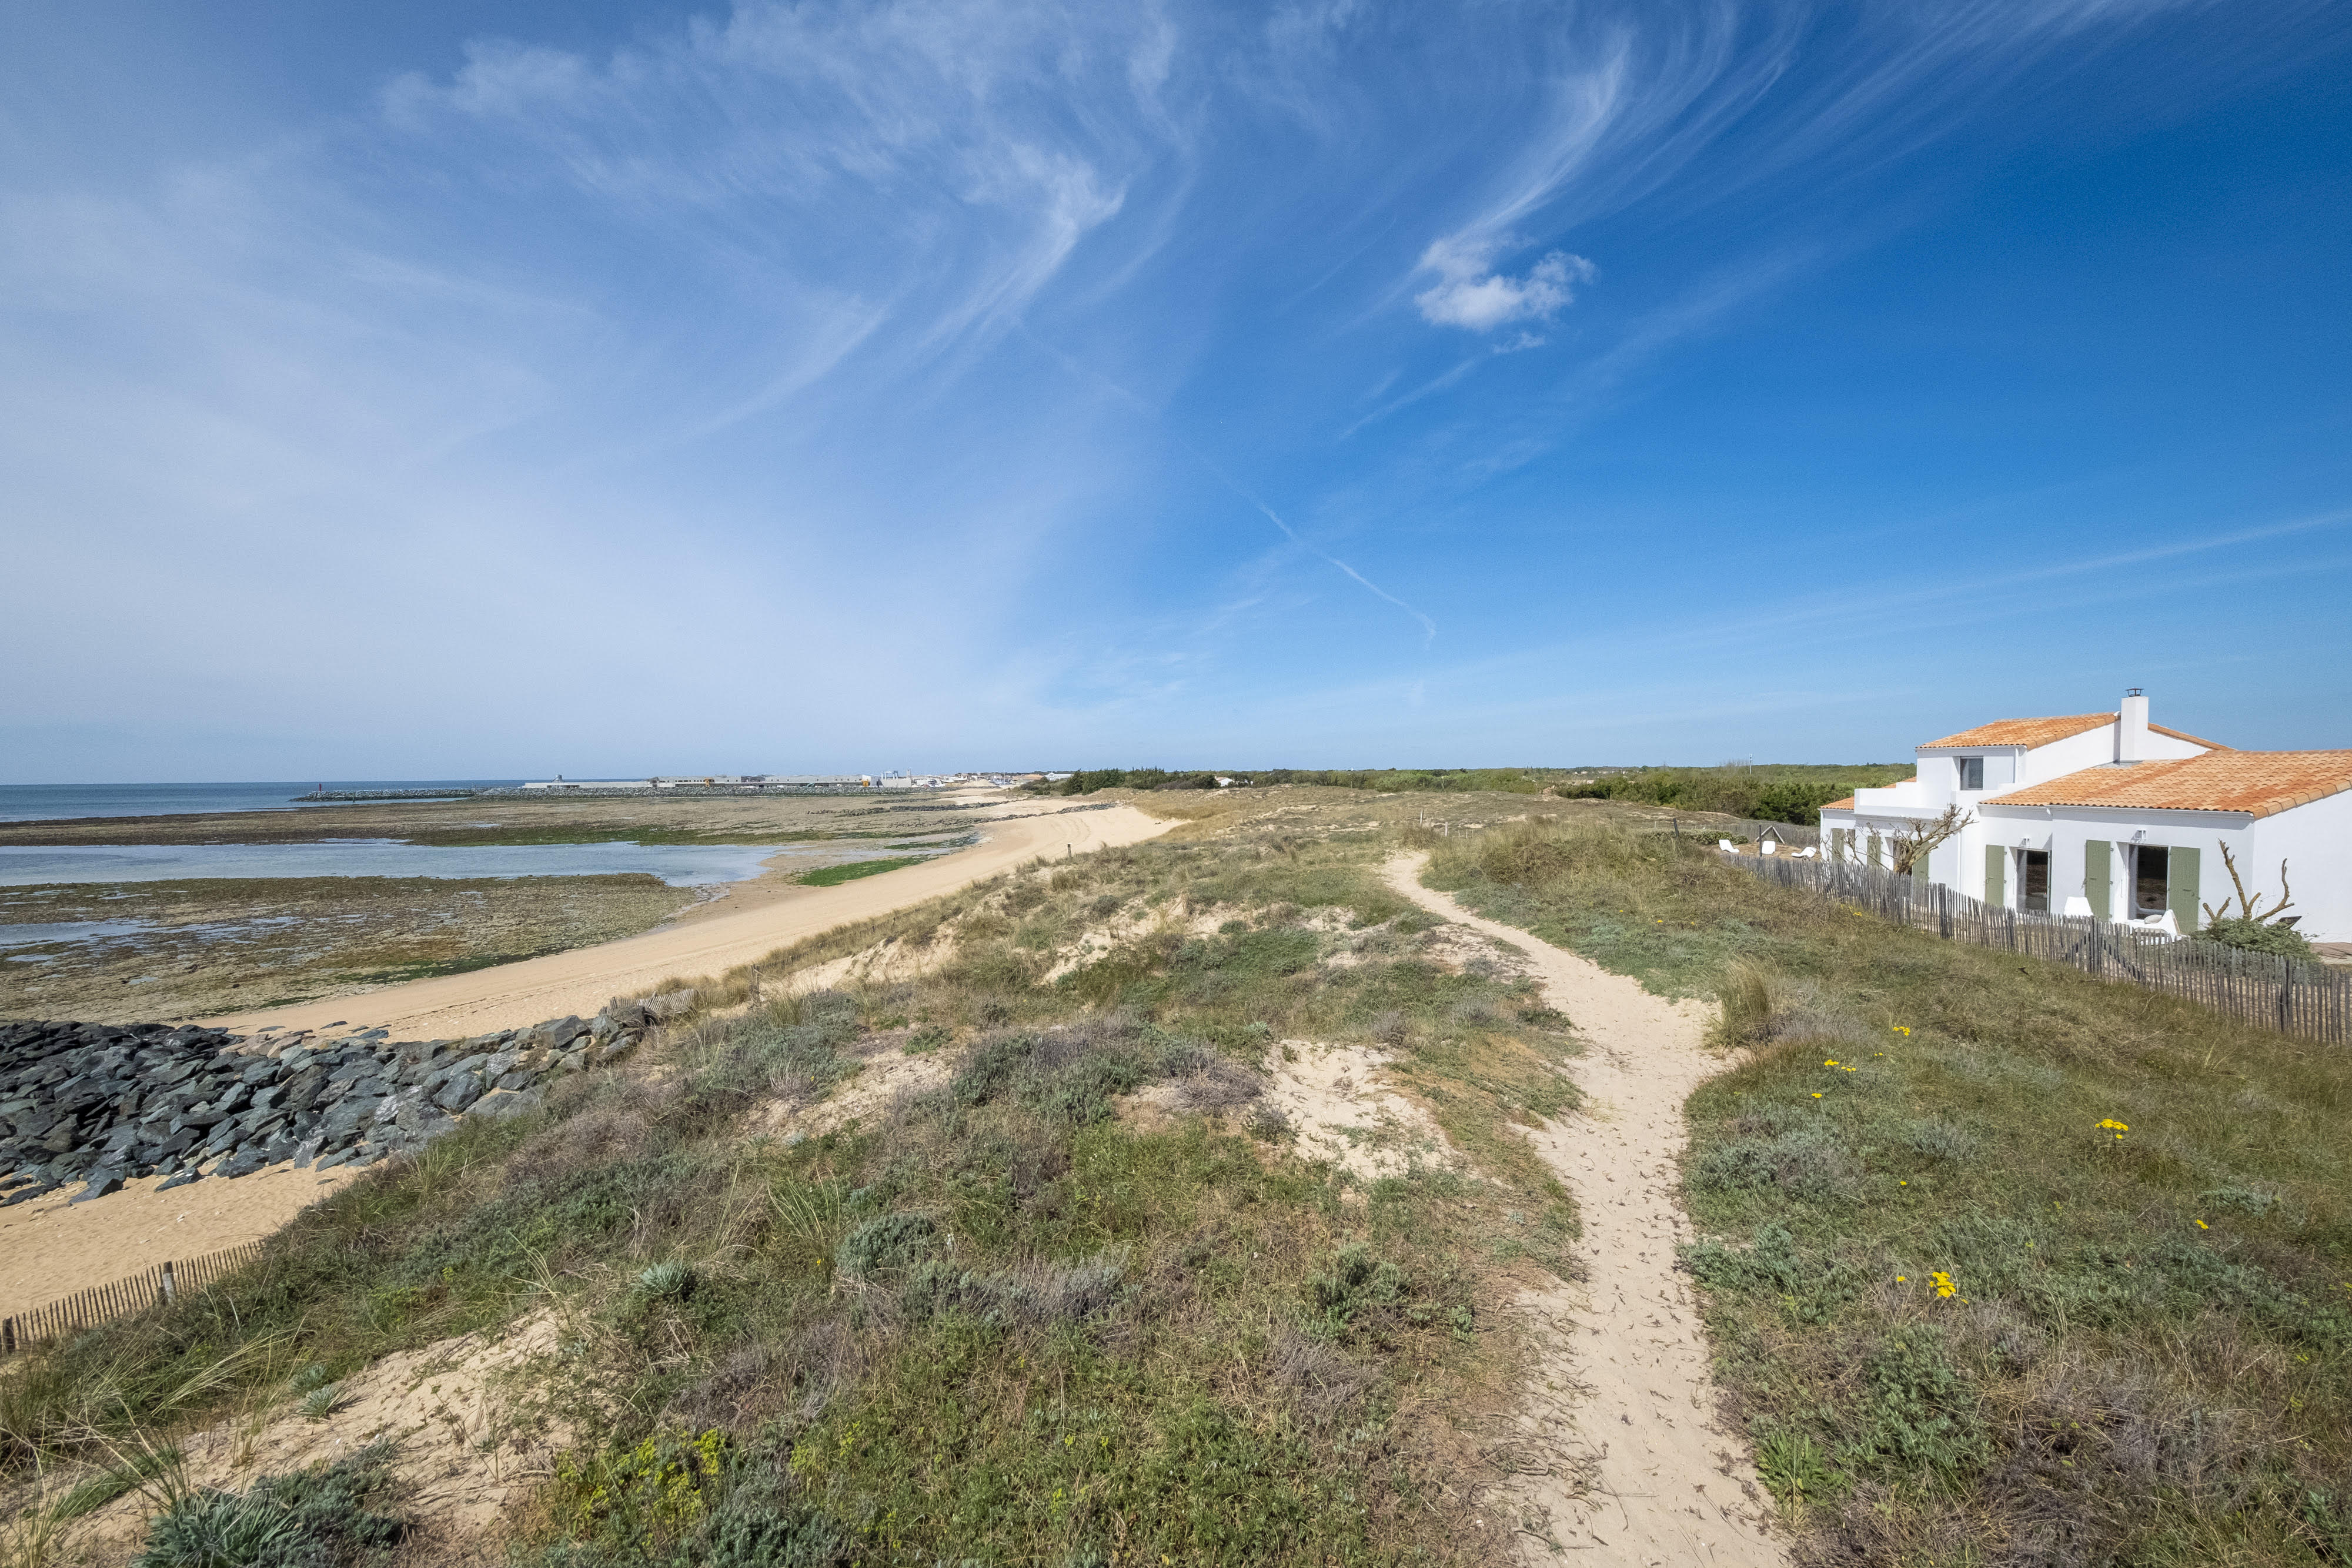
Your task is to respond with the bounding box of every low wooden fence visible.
[2,1241,265,1355]
[1729,852,2351,1045]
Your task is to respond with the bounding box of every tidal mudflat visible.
[0,875,703,1022]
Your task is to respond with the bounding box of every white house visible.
[1818,690,2352,941]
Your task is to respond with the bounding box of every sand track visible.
[198,804,1167,1042]
[1384,857,1786,1567]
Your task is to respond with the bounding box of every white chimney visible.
[2119,687,2148,762]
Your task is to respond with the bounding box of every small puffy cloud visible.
[1414,236,1595,332]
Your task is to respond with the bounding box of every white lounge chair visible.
[1718,839,1739,854]
[1792,846,1820,860]
[2062,895,2094,920]
[2133,908,2180,938]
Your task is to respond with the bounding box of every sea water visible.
[0,782,520,824]
[0,841,804,888]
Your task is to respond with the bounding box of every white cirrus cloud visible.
[1412,236,1595,331]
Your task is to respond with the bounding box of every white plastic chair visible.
[2062,895,2094,920]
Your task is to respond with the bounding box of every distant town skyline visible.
[5,1,2348,783]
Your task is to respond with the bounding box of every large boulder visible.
[643,991,697,1022]
[528,1016,588,1052]
[465,1088,542,1122]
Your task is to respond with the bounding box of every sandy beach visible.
[0,1164,365,1323]
[195,801,1166,1039]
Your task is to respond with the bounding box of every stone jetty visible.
[0,991,699,1205]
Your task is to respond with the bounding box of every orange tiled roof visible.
[1922,713,2230,752]
[1986,750,2352,819]
[1920,713,2112,750]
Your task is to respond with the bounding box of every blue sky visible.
[5,1,2348,781]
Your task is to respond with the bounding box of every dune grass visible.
[3,820,1583,1566]
[1426,817,2352,1566]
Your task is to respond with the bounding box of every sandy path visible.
[199,804,1166,1041]
[1384,857,1785,1567]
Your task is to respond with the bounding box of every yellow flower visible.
[2196,1220,2209,1230]
[1811,1092,1824,1099]
[1824,1059,1840,1066]
[2097,1118,2129,1131]
[1895,1275,1907,1283]
[1892,1025,1912,1036]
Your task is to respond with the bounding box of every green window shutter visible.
[2169,846,2201,932]
[2084,840,2112,921]
[1984,844,2006,907]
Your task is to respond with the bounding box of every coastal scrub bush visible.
[2196,914,2316,957]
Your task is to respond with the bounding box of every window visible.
[2020,850,2050,912]
[2134,845,2169,916]
[1957,757,1984,791]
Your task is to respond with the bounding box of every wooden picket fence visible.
[1729,852,2352,1045]
[1,1241,265,1355]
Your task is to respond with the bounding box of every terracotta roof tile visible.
[1821,795,1856,811]
[1985,750,2352,819]
[1919,713,2113,750]
[2150,723,2230,750]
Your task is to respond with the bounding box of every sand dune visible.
[199,802,1166,1042]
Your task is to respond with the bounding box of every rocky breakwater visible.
[0,992,696,1206]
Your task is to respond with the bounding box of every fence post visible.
[161,1260,175,1303]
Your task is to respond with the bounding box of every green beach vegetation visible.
[1037,763,1913,825]
[791,855,931,887]
[1425,816,2352,1564]
[1553,761,1914,824]
[1040,767,1553,796]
